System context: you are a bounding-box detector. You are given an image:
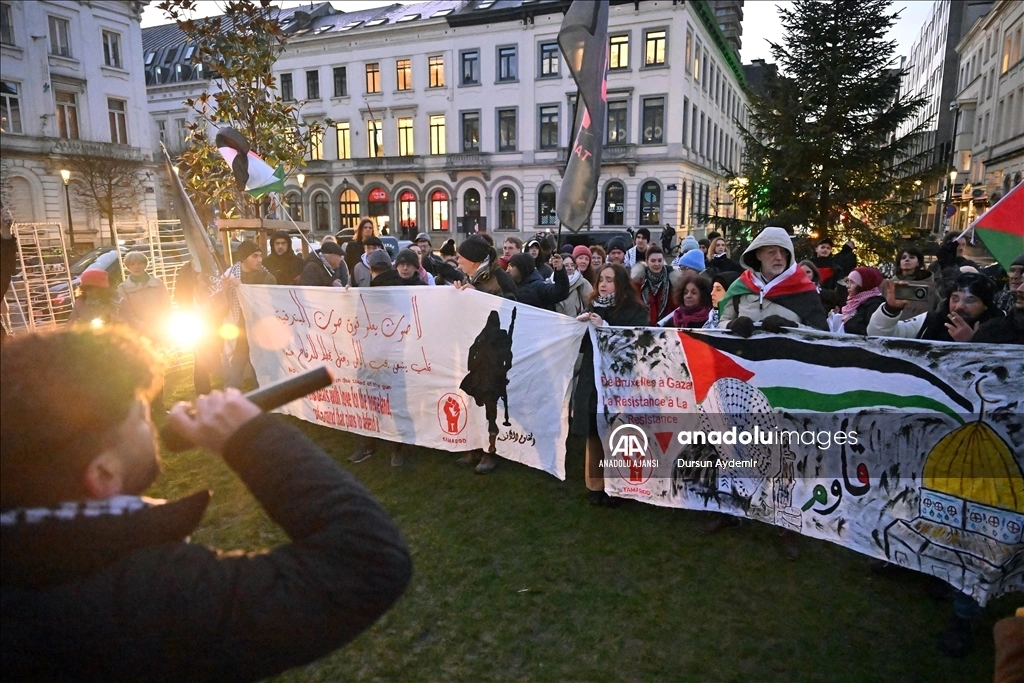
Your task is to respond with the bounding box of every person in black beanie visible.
[300,241,349,287]
[869,271,1003,342]
[454,236,515,299]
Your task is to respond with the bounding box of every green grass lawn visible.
[151,369,1019,683]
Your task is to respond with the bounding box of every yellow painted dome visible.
[923,421,1024,513]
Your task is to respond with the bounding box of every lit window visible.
[55,90,79,139]
[336,122,351,159]
[366,119,383,156]
[610,35,629,70]
[498,187,517,230]
[308,128,323,160]
[429,115,446,154]
[396,59,412,91]
[644,30,666,66]
[398,117,414,156]
[430,190,449,231]
[365,63,380,94]
[429,55,444,87]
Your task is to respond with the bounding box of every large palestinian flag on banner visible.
[970,181,1023,270]
[676,331,974,423]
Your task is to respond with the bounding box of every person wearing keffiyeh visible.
[630,245,681,326]
[837,266,885,335]
[718,227,828,336]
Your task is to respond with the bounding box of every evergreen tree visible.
[735,0,939,259]
[156,0,329,220]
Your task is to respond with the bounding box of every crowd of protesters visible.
[2,208,1021,664]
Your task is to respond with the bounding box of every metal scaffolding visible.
[1,223,75,334]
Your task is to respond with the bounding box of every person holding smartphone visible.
[868,271,1003,342]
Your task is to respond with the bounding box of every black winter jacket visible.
[514,268,569,311]
[299,252,349,287]
[0,415,412,682]
[264,250,304,286]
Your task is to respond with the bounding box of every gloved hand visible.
[760,315,798,334]
[727,316,755,338]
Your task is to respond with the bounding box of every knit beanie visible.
[319,241,343,255]
[457,235,491,263]
[572,245,592,260]
[678,249,706,272]
[440,238,457,257]
[395,248,420,268]
[680,235,700,253]
[80,269,110,289]
[606,238,627,256]
[842,266,884,291]
[235,239,260,262]
[508,253,536,279]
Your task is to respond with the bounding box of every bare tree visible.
[63,153,147,246]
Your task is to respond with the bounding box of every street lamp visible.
[296,173,306,222]
[60,169,75,250]
[944,169,959,232]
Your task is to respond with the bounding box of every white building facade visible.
[0,0,156,246]
[951,0,1024,230]
[143,0,748,243]
[895,0,993,233]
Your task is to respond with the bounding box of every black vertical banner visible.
[556,0,609,233]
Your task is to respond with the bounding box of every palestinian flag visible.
[214,127,286,199]
[677,331,973,424]
[970,181,1023,271]
[718,267,818,316]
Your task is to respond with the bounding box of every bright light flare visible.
[166,311,205,348]
[218,323,240,340]
[90,318,104,329]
